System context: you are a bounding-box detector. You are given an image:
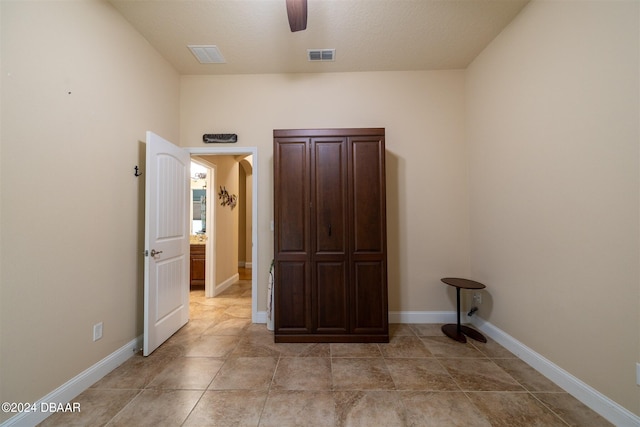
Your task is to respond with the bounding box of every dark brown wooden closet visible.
[273,128,388,343]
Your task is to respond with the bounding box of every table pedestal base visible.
[441,324,487,343]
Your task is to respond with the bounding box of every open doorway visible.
[187,147,259,324]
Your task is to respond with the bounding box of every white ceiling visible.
[109,0,530,75]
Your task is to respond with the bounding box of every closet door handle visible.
[328,224,332,236]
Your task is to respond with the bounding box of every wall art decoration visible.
[218,186,237,209]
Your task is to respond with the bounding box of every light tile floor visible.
[39,272,611,426]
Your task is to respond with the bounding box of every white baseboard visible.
[0,335,142,427]
[213,273,240,296]
[469,316,640,427]
[388,310,456,324]
[255,310,267,324]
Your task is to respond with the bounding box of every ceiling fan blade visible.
[286,0,307,32]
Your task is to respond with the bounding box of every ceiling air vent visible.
[188,45,226,64]
[307,49,335,62]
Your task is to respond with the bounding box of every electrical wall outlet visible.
[93,322,103,342]
[473,292,482,305]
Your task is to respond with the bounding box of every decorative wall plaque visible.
[203,134,238,143]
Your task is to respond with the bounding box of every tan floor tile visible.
[222,304,252,318]
[335,391,405,427]
[389,323,417,337]
[147,357,224,390]
[400,391,492,426]
[260,390,337,427]
[151,337,193,359]
[107,389,202,427]
[232,334,322,357]
[493,358,564,392]
[202,317,251,336]
[184,334,240,358]
[232,334,283,357]
[385,358,459,391]
[296,343,331,357]
[409,323,447,337]
[209,356,277,390]
[421,336,486,358]
[174,318,212,335]
[533,392,613,426]
[332,358,395,390]
[331,343,382,358]
[90,354,164,390]
[272,357,332,390]
[190,304,227,322]
[466,391,567,426]
[37,389,140,427]
[440,358,525,391]
[379,336,433,358]
[245,323,274,336]
[470,337,516,358]
[182,390,267,427]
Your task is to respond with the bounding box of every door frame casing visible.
[188,146,259,323]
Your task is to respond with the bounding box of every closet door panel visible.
[274,139,309,254]
[274,138,311,335]
[276,261,311,332]
[350,137,386,254]
[349,135,388,336]
[313,138,347,254]
[314,261,348,333]
[351,261,387,333]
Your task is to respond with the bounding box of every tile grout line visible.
[103,389,144,427]
[467,339,573,427]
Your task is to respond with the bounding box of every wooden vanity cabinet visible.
[273,128,388,343]
[190,244,206,287]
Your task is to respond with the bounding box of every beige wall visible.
[466,0,639,415]
[0,0,180,417]
[180,71,470,313]
[198,155,240,285]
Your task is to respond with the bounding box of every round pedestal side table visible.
[441,277,487,343]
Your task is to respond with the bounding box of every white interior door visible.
[144,131,190,356]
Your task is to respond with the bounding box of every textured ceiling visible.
[109,0,530,75]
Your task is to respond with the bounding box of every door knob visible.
[150,249,163,257]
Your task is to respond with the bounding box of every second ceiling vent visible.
[307,49,335,62]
